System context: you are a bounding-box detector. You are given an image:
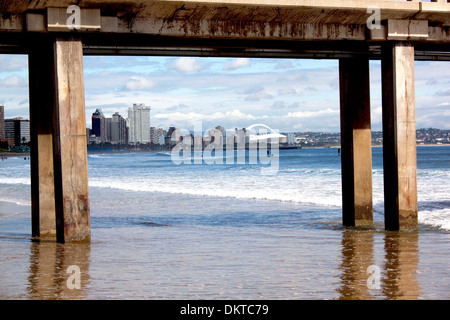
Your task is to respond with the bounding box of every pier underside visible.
[1,0,449,241]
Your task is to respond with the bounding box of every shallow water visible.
[0,197,449,300]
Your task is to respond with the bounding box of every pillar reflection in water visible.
[337,230,420,300]
[27,241,90,299]
[382,231,421,300]
[337,230,375,300]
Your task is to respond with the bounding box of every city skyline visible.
[0,55,449,133]
[85,104,449,148]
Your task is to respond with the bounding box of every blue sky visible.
[0,54,449,133]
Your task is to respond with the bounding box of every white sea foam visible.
[0,198,31,207]
[1,171,448,230]
[88,167,450,230]
[0,177,31,185]
[88,173,343,208]
[419,209,450,230]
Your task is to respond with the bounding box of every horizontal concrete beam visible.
[0,30,449,61]
[1,0,449,26]
[81,43,450,61]
[118,17,368,40]
[418,0,450,26]
[1,1,449,42]
[1,14,449,44]
[0,2,449,56]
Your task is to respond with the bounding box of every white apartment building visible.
[128,103,151,144]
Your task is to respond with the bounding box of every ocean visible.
[0,146,449,299]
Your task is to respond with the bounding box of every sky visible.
[0,54,449,133]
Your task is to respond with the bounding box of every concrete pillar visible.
[28,36,90,243]
[29,38,56,239]
[381,42,418,231]
[52,36,91,243]
[339,58,374,228]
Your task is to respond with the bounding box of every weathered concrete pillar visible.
[52,36,91,243]
[29,38,57,239]
[28,36,90,243]
[381,42,418,231]
[339,58,373,228]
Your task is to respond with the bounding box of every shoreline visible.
[1,143,448,158]
[0,152,30,158]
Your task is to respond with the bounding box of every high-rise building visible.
[287,133,296,145]
[0,105,4,139]
[214,125,226,146]
[105,117,112,142]
[150,127,156,144]
[233,128,246,145]
[167,126,176,138]
[110,112,127,144]
[215,126,226,137]
[128,103,150,144]
[155,128,166,145]
[4,117,30,146]
[91,108,106,143]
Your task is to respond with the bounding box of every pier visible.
[0,0,449,242]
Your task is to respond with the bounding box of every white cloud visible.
[154,109,257,123]
[223,109,257,121]
[0,75,27,87]
[124,76,156,91]
[278,88,297,96]
[223,58,251,70]
[371,106,383,130]
[241,86,273,101]
[416,110,450,129]
[436,89,450,96]
[245,92,273,101]
[274,61,294,69]
[151,107,343,132]
[271,101,286,110]
[286,108,339,119]
[242,86,264,95]
[172,57,202,73]
[167,103,190,111]
[0,56,27,72]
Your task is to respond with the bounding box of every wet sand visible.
[0,201,449,300]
